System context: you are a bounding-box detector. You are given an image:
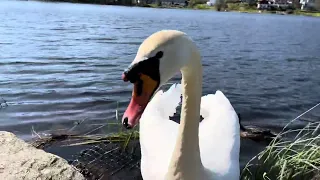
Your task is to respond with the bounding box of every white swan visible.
[121,30,240,180]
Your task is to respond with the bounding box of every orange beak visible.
[122,74,159,129]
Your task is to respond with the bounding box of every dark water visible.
[1,0,320,169]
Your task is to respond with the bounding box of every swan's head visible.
[121,30,196,129]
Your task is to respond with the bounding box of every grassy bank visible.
[30,105,320,180]
[37,0,320,17]
[294,11,320,17]
[142,2,320,17]
[38,0,135,6]
[31,120,320,180]
[241,122,320,180]
[191,3,320,17]
[148,2,320,17]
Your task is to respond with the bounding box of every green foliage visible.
[194,4,212,9]
[294,11,320,17]
[156,0,162,6]
[188,0,206,7]
[40,0,134,5]
[215,0,226,11]
[241,122,320,180]
[226,2,257,11]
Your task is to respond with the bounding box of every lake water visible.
[0,0,320,171]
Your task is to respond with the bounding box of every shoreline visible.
[26,118,320,180]
[148,3,320,17]
[35,0,320,17]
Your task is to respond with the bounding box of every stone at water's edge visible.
[0,131,85,180]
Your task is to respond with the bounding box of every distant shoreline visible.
[36,0,320,17]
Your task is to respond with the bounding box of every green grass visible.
[37,0,320,17]
[148,3,160,8]
[65,130,139,148]
[241,121,320,180]
[294,11,320,17]
[225,3,257,12]
[193,4,213,10]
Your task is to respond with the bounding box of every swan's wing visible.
[199,91,240,179]
[139,84,181,179]
[147,83,182,119]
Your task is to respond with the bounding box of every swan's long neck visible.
[165,48,205,180]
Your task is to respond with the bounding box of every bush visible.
[188,0,207,7]
[194,3,211,9]
[225,2,256,11]
[215,0,226,10]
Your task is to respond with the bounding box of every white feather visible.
[139,84,240,180]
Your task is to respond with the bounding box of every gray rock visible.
[0,131,85,180]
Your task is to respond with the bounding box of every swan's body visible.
[140,85,240,180]
[121,30,240,180]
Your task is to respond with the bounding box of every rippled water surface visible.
[0,0,320,167]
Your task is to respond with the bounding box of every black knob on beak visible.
[122,117,132,129]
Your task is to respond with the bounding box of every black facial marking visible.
[136,79,143,96]
[155,51,163,59]
[123,52,162,84]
